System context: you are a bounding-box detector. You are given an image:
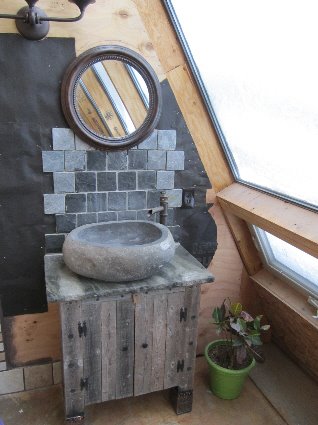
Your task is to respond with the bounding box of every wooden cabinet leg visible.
[170,387,193,415]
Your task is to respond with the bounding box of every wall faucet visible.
[148,191,168,225]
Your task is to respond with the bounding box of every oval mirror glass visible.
[75,60,149,139]
[61,46,162,150]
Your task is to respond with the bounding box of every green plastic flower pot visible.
[204,339,256,399]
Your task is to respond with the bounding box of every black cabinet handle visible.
[142,343,148,349]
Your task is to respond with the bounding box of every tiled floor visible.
[0,356,286,425]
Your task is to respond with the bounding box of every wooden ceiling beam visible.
[218,183,318,259]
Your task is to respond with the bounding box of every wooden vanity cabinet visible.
[60,285,201,421]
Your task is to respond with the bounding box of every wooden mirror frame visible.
[61,45,162,150]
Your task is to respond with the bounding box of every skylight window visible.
[166,0,318,210]
[252,226,318,296]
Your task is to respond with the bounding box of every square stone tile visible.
[53,172,75,193]
[128,191,146,210]
[75,172,96,192]
[44,194,65,214]
[75,135,95,150]
[137,171,156,190]
[0,368,24,395]
[147,190,161,209]
[24,363,53,391]
[166,151,185,170]
[147,150,166,170]
[56,214,77,233]
[42,151,64,172]
[97,172,117,191]
[156,171,175,189]
[128,150,147,170]
[107,151,127,170]
[166,189,183,207]
[87,193,108,212]
[0,362,7,372]
[87,151,107,171]
[45,234,65,253]
[138,130,158,149]
[108,192,127,211]
[65,193,87,213]
[158,130,176,150]
[118,171,136,190]
[65,151,86,171]
[77,213,97,227]
[52,128,74,150]
[98,211,117,222]
[118,210,137,221]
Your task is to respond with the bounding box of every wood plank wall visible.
[1,0,244,365]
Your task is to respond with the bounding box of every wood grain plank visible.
[164,290,185,389]
[101,300,117,402]
[2,303,61,367]
[133,0,185,74]
[150,293,168,392]
[167,64,234,192]
[82,301,102,405]
[60,301,84,419]
[116,298,134,399]
[223,210,262,276]
[134,293,154,396]
[181,285,201,390]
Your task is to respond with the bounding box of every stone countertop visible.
[45,245,214,303]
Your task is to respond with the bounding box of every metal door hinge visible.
[78,321,87,338]
[180,307,187,322]
[177,359,184,372]
[80,377,88,391]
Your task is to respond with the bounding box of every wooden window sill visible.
[251,268,318,331]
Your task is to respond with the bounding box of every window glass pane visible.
[253,226,318,293]
[170,0,318,208]
[266,232,318,286]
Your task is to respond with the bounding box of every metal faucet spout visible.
[147,191,168,225]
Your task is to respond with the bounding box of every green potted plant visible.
[205,299,270,399]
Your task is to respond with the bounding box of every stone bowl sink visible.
[62,220,176,282]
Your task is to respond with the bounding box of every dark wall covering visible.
[0,35,216,317]
[0,35,75,316]
[158,80,217,266]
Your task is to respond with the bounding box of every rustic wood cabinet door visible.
[164,285,200,391]
[61,286,200,420]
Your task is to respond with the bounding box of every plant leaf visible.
[254,315,262,331]
[241,311,254,322]
[238,318,247,331]
[248,335,262,346]
[261,324,270,331]
[230,321,241,333]
[212,307,223,323]
[230,302,242,317]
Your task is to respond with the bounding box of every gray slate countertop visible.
[45,245,214,303]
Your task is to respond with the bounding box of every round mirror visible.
[61,46,162,150]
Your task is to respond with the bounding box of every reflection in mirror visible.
[75,60,150,139]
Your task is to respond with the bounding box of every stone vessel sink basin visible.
[63,220,176,282]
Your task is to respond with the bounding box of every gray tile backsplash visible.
[43,128,184,253]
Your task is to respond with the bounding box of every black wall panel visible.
[0,35,75,316]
